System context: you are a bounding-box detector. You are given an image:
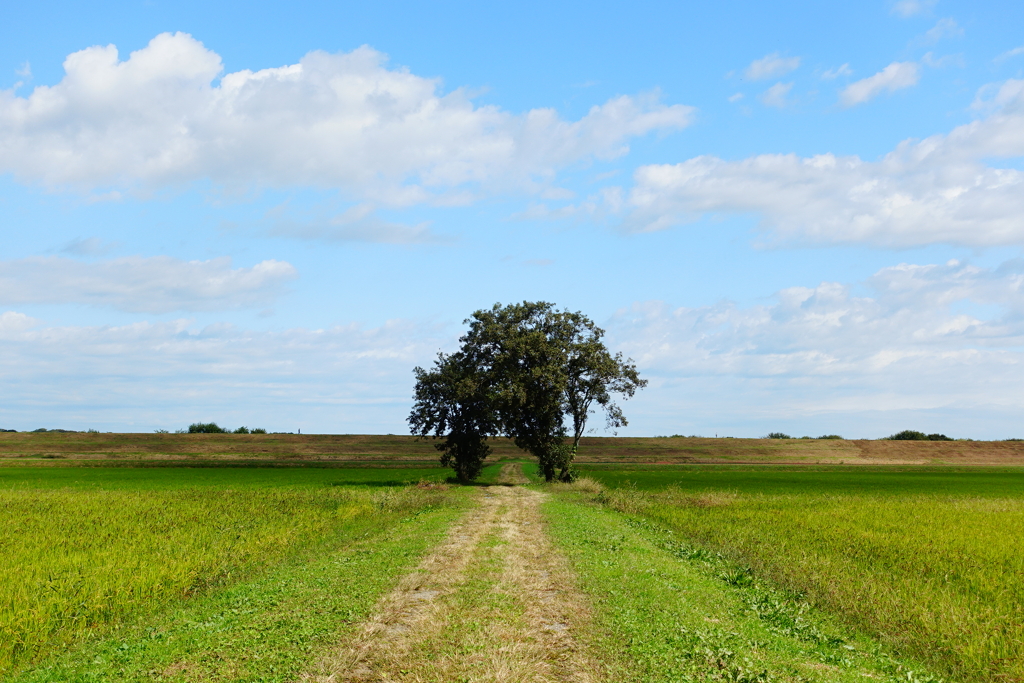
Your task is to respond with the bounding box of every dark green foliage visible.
[251,428,267,434]
[890,430,928,440]
[818,434,844,440]
[410,301,646,482]
[408,350,497,482]
[765,432,791,439]
[233,426,250,434]
[888,430,953,441]
[188,422,227,434]
[0,429,16,433]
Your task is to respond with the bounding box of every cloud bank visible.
[2,258,1022,435]
[0,32,694,205]
[621,79,1024,246]
[0,256,297,313]
[609,258,1024,436]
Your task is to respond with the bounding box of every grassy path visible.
[301,467,945,683]
[303,464,600,682]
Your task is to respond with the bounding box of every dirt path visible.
[302,464,598,683]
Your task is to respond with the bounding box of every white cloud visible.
[0,256,297,312]
[608,259,1024,437]
[840,62,920,106]
[923,18,963,43]
[744,53,801,81]
[821,64,853,80]
[4,259,1023,436]
[620,79,1024,246]
[0,33,694,206]
[0,314,455,433]
[891,0,937,18]
[995,46,1024,63]
[728,92,744,103]
[759,82,793,108]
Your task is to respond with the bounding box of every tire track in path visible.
[301,464,599,683]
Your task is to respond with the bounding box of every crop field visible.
[2,445,1020,682]
[569,465,1024,682]
[0,465,478,680]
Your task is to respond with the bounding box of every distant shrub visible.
[251,428,267,434]
[87,429,100,434]
[799,436,812,439]
[188,422,227,434]
[1005,438,1024,442]
[818,434,844,440]
[233,426,250,434]
[32,428,48,433]
[889,430,928,441]
[0,429,16,433]
[927,433,953,441]
[153,429,169,434]
[765,432,791,439]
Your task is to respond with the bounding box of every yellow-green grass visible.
[7,495,465,683]
[0,470,465,677]
[544,493,940,683]
[590,477,1024,682]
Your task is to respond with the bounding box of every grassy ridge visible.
[0,470,462,677]
[3,432,1023,466]
[583,470,1024,682]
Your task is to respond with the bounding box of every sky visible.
[2,0,1023,438]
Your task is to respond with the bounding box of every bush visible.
[233,426,250,434]
[927,433,953,441]
[817,434,844,440]
[251,428,267,434]
[889,430,928,441]
[765,432,791,439]
[187,422,226,434]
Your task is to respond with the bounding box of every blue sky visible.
[2,0,1023,437]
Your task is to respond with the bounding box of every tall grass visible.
[0,485,450,675]
[595,485,1024,682]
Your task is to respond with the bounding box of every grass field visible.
[573,466,1024,682]
[0,466,473,679]
[3,455,1019,682]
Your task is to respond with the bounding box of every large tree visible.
[407,349,496,482]
[409,302,646,482]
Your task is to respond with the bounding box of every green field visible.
[573,465,1024,682]
[1,459,1018,682]
[0,466,474,679]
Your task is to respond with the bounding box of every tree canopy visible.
[408,302,646,482]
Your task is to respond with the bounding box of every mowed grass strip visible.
[0,473,463,677]
[543,490,937,683]
[586,473,1024,682]
[7,493,465,683]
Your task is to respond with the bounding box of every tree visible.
[409,302,646,482]
[408,349,498,482]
